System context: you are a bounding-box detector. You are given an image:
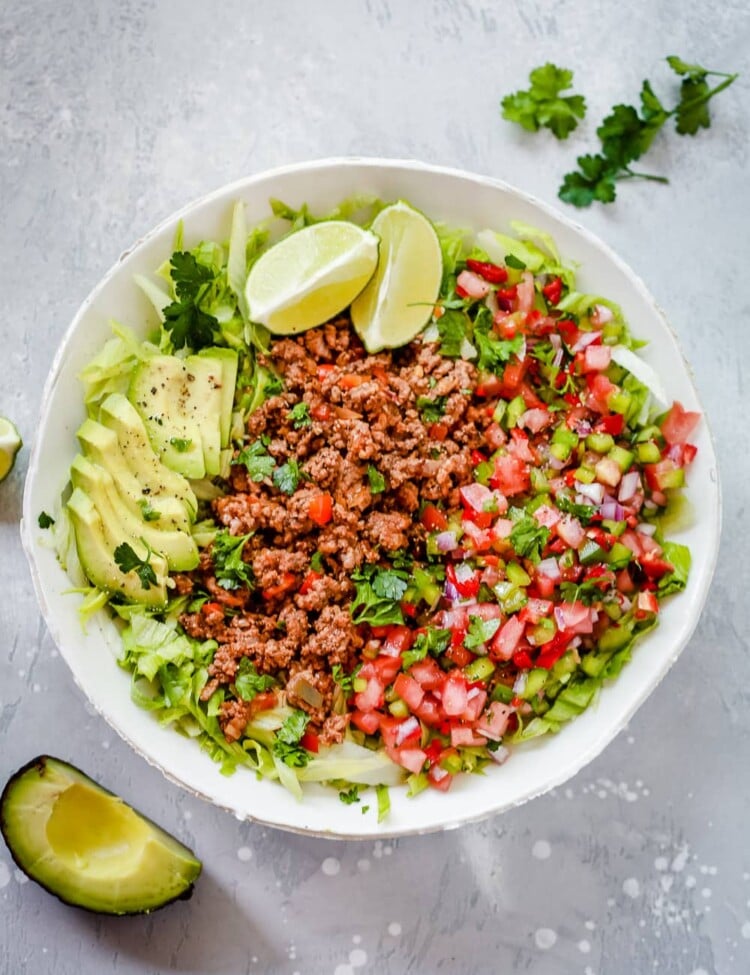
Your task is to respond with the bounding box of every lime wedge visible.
[245,220,379,334]
[0,417,22,482]
[350,201,443,353]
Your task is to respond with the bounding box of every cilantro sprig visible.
[272,709,311,767]
[162,252,220,349]
[502,63,587,139]
[232,438,275,482]
[273,458,303,495]
[234,659,276,702]
[114,541,158,590]
[508,511,551,563]
[351,563,409,626]
[559,56,738,207]
[211,530,254,591]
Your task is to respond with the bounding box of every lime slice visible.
[245,220,379,334]
[350,201,443,353]
[0,417,22,482]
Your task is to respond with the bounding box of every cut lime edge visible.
[0,417,22,483]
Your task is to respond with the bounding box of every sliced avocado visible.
[76,419,192,533]
[70,456,199,571]
[98,394,198,516]
[128,355,224,479]
[0,756,201,915]
[68,488,168,607]
[197,347,239,447]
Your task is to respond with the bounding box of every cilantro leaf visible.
[367,464,386,495]
[351,564,408,626]
[137,499,161,522]
[287,402,311,429]
[339,785,361,805]
[273,458,303,495]
[473,307,524,374]
[464,615,501,650]
[310,550,325,573]
[436,309,469,357]
[169,437,192,453]
[559,154,619,208]
[332,663,355,693]
[416,395,448,424]
[38,511,54,529]
[559,579,607,606]
[402,627,451,669]
[273,708,311,767]
[501,63,587,139]
[234,659,276,702]
[508,513,551,563]
[211,530,254,591]
[162,252,219,350]
[232,439,276,482]
[556,493,596,526]
[113,541,158,590]
[504,254,526,270]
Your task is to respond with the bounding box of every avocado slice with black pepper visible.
[0,756,201,915]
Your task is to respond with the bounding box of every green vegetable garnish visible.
[211,530,254,591]
[233,438,275,482]
[162,252,219,349]
[113,541,158,590]
[501,63,587,139]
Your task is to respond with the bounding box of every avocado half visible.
[0,756,201,915]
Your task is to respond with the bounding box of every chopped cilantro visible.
[288,402,312,429]
[367,464,386,494]
[339,785,361,805]
[504,253,526,270]
[273,458,303,495]
[559,579,606,606]
[501,62,587,139]
[169,437,192,453]
[310,550,325,573]
[556,494,596,526]
[436,308,469,357]
[211,530,254,591]
[273,708,311,767]
[351,563,409,626]
[234,659,276,702]
[464,615,501,650]
[361,805,370,815]
[416,395,448,424]
[233,439,276,482]
[37,511,54,529]
[332,663,355,693]
[508,512,551,563]
[162,252,219,350]
[473,307,524,374]
[113,541,158,590]
[402,627,451,669]
[137,499,161,522]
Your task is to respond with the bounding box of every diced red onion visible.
[435,531,458,552]
[592,303,614,325]
[618,471,640,502]
[395,716,420,746]
[488,745,510,765]
[569,636,582,649]
[575,481,605,504]
[455,562,475,583]
[548,453,567,471]
[485,290,500,316]
[444,580,460,601]
[571,330,601,353]
[599,500,626,521]
[552,346,564,369]
[549,333,562,351]
[636,522,657,536]
[537,558,562,581]
[513,673,528,695]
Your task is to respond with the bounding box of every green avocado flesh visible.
[0,757,201,915]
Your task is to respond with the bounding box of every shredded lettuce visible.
[79,321,156,415]
[658,541,691,597]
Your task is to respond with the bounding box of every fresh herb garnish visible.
[556,494,596,526]
[310,550,325,573]
[504,253,526,270]
[402,627,451,669]
[169,437,192,453]
[508,512,551,563]
[233,438,276,482]
[211,530,254,591]
[464,615,502,650]
[501,63,586,139]
[351,563,409,626]
[288,402,312,429]
[436,309,469,357]
[273,458,303,495]
[473,307,524,374]
[234,659,276,702]
[162,252,219,349]
[38,511,55,529]
[273,708,311,767]
[367,464,386,494]
[559,579,607,606]
[113,541,158,590]
[137,499,161,522]
[338,785,361,805]
[559,57,738,207]
[332,663,355,693]
[416,395,448,424]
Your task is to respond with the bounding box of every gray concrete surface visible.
[1,1,749,972]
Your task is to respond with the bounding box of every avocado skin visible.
[0,756,202,916]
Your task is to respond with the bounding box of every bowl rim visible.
[21,156,722,839]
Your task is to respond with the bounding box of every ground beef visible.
[179,319,488,744]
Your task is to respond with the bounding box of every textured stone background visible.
[1,1,749,973]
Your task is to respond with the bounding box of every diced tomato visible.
[460,482,495,528]
[351,709,381,735]
[519,598,553,624]
[582,344,611,373]
[474,374,505,398]
[394,673,425,711]
[585,372,619,413]
[397,747,428,775]
[309,492,333,525]
[421,504,448,532]
[471,449,487,466]
[491,615,525,660]
[427,763,453,791]
[429,422,449,441]
[445,644,474,668]
[542,276,563,305]
[495,285,518,312]
[446,563,480,599]
[339,373,369,389]
[298,570,321,595]
[494,312,520,339]
[660,402,701,445]
[485,422,507,450]
[498,359,527,397]
[379,714,420,751]
[441,671,469,716]
[643,458,682,492]
[354,677,385,713]
[372,655,403,685]
[451,725,488,748]
[462,687,488,723]
[512,648,534,670]
[490,454,530,496]
[461,518,492,551]
[516,271,535,314]
[535,629,574,669]
[476,701,514,740]
[415,695,442,726]
[596,413,625,436]
[201,601,224,616]
[381,625,414,657]
[300,731,319,753]
[456,269,492,299]
[466,258,508,283]
[261,572,297,601]
[638,552,674,580]
[317,364,336,381]
[634,590,659,619]
[407,662,440,694]
[555,601,593,634]
[310,402,333,422]
[534,573,557,599]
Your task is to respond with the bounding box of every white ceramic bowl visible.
[21,159,720,838]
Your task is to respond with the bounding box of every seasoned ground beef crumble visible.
[178,319,490,745]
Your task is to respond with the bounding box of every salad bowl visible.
[21,158,720,838]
